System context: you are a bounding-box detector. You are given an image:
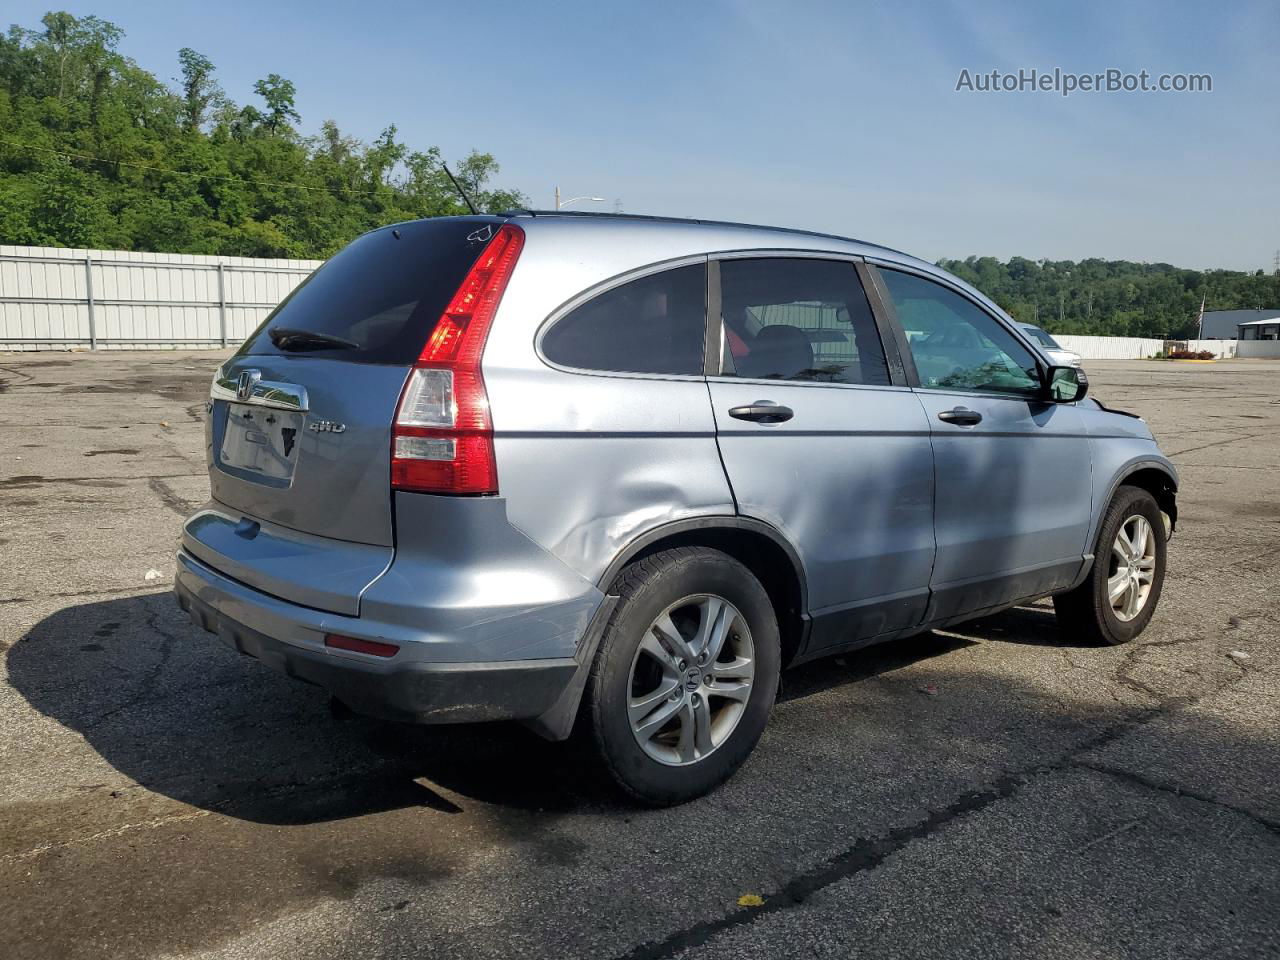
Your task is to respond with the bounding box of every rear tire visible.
[585,547,780,805]
[1054,485,1167,645]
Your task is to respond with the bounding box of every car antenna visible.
[442,163,479,215]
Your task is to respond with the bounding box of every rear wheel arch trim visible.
[596,517,810,616]
[523,518,808,743]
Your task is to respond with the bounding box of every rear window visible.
[237,219,499,365]
[541,263,707,375]
[1023,325,1062,349]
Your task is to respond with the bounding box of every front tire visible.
[1054,485,1167,645]
[585,547,780,805]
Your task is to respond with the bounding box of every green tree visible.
[0,10,526,258]
[29,163,108,246]
[939,255,1280,338]
[175,47,222,131]
[252,73,299,134]
[32,11,122,101]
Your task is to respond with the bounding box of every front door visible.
[872,264,1093,623]
[707,256,936,651]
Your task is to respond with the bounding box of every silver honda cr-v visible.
[175,212,1177,804]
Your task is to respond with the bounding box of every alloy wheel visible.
[1109,514,1156,622]
[627,594,755,766]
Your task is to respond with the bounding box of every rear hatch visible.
[191,217,508,611]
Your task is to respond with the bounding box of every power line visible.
[0,137,391,196]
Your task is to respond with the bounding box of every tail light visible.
[392,224,524,494]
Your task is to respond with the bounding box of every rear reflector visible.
[324,634,400,658]
[391,223,524,495]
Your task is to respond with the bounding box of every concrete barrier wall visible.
[0,245,321,351]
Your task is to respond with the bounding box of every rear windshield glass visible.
[237,219,498,365]
[1023,325,1061,349]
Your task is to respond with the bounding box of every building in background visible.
[1200,308,1280,339]
[1237,317,1280,341]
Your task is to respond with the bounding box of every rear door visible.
[869,263,1092,622]
[208,217,504,548]
[706,255,936,651]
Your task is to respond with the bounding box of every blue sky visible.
[9,0,1278,269]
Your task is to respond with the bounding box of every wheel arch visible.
[597,517,810,667]
[1113,462,1179,536]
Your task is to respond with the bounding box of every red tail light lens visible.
[392,224,524,495]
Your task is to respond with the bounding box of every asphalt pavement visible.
[1,352,1277,959]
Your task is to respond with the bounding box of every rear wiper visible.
[269,327,359,351]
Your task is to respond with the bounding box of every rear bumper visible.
[175,550,579,724]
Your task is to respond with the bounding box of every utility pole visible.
[1273,249,1279,275]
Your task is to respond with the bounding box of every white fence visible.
[1236,339,1280,359]
[1054,335,1161,359]
[0,244,321,351]
[1054,335,1236,360]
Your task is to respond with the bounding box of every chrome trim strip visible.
[211,374,310,412]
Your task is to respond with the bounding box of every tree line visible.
[2,12,1276,337]
[0,11,525,258]
[939,256,1280,339]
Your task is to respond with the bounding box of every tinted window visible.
[238,219,494,365]
[880,269,1040,396]
[718,258,890,385]
[1022,325,1061,349]
[542,264,706,375]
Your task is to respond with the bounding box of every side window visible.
[717,258,890,386]
[541,264,706,375]
[879,269,1040,396]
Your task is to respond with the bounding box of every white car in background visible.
[1019,323,1083,368]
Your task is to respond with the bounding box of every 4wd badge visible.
[309,421,346,434]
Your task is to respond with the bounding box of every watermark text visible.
[955,68,1211,97]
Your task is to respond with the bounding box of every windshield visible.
[1022,325,1062,349]
[237,218,502,364]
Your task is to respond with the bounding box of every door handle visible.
[728,401,794,424]
[937,407,983,426]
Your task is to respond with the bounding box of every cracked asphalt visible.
[1,351,1278,960]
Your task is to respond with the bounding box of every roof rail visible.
[494,209,909,259]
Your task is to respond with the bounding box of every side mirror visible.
[1043,365,1088,402]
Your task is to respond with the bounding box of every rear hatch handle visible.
[212,369,310,412]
